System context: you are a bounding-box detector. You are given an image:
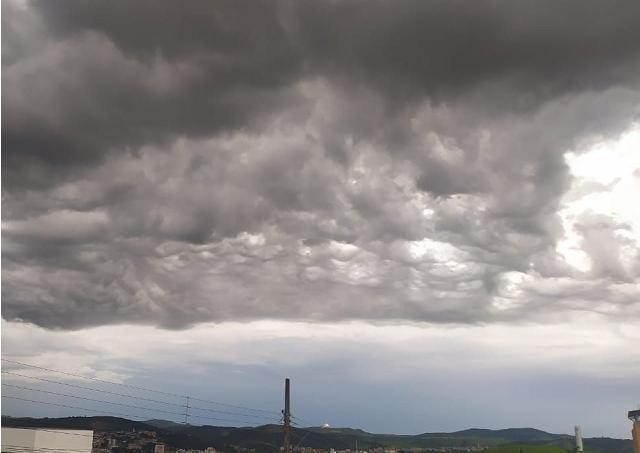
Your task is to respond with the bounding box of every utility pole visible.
[283,378,291,453]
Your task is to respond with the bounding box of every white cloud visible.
[558,124,640,275]
[3,315,639,382]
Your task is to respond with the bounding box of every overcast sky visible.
[2,0,639,439]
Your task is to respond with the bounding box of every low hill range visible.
[1,416,633,453]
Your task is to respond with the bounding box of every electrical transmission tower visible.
[283,378,291,453]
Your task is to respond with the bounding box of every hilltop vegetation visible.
[483,445,570,453]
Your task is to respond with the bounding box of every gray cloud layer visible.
[2,0,640,329]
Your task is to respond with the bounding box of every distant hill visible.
[1,415,151,432]
[1,416,633,453]
[582,438,635,453]
[482,445,570,453]
[450,428,561,442]
[144,419,188,431]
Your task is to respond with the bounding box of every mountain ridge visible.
[1,416,633,453]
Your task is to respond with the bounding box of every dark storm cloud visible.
[5,0,640,183]
[292,0,640,104]
[2,0,640,329]
[2,0,301,188]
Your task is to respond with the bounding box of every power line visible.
[291,414,321,427]
[188,403,276,421]
[186,397,279,415]
[2,390,281,426]
[187,395,279,416]
[1,395,149,419]
[3,427,94,438]
[1,445,92,452]
[292,428,314,449]
[2,445,86,453]
[2,370,185,408]
[3,448,89,453]
[2,383,188,418]
[1,358,185,399]
[1,358,280,417]
[2,445,91,453]
[2,370,276,422]
[289,425,331,448]
[2,448,91,453]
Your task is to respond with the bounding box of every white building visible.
[2,427,93,453]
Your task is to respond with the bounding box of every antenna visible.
[283,378,291,453]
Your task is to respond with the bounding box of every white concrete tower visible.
[575,425,583,452]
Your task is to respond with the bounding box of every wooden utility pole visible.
[283,378,291,453]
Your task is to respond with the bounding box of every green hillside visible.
[483,445,570,453]
[482,443,612,453]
